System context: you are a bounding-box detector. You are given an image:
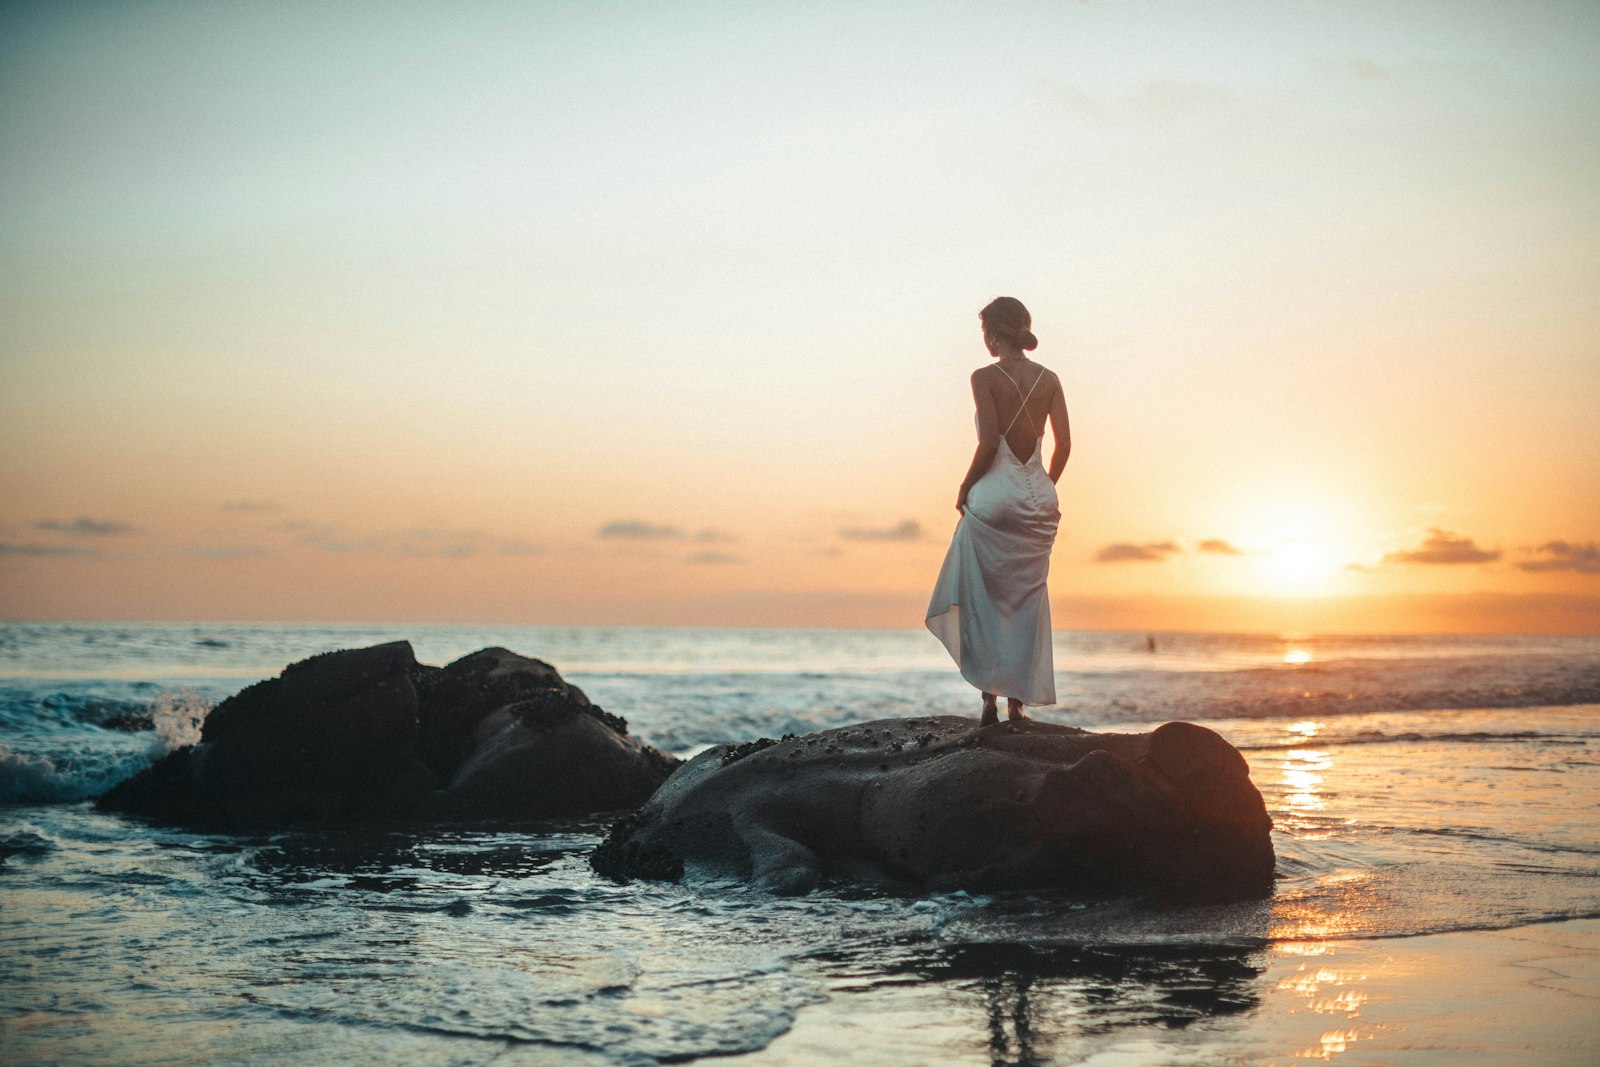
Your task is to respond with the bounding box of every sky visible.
[2,0,1597,633]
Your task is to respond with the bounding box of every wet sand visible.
[730,919,1600,1066]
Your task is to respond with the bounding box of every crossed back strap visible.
[994,364,1046,436]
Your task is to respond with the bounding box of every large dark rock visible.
[592,716,1274,901]
[97,642,679,827]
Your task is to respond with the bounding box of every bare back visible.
[979,361,1059,461]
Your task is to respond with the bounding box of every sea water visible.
[2,623,1597,1064]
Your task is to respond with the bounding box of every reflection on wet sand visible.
[1272,940,1376,1061]
[807,939,1268,1067]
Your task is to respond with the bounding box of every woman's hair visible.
[979,296,1037,351]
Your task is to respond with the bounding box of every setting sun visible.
[1264,540,1341,595]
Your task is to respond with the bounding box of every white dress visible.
[925,366,1060,705]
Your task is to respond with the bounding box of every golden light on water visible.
[1273,933,1379,1061]
[1282,749,1332,815]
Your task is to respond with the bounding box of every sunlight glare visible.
[1265,539,1340,594]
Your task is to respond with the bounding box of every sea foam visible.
[0,689,208,804]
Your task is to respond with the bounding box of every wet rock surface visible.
[593,715,1274,901]
[97,642,679,827]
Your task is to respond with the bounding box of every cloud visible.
[285,523,540,558]
[1348,59,1392,82]
[35,517,134,536]
[686,551,744,565]
[1519,541,1600,574]
[1095,541,1181,563]
[1197,538,1243,556]
[1128,80,1237,122]
[492,539,542,556]
[181,545,266,560]
[1343,57,1490,87]
[0,542,96,557]
[1034,77,1235,124]
[1383,529,1500,565]
[395,528,488,558]
[299,538,374,553]
[839,520,922,542]
[597,520,685,540]
[221,500,280,513]
[694,528,737,543]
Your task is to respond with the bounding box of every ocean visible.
[2,622,1598,1065]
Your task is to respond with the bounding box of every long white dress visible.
[925,367,1060,705]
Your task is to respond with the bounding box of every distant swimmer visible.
[1145,634,1157,653]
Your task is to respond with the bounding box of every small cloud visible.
[687,551,744,565]
[1197,538,1243,556]
[35,517,134,536]
[220,500,280,513]
[1383,529,1500,566]
[297,534,377,554]
[1033,77,1233,124]
[1095,541,1181,563]
[694,528,737,543]
[395,528,482,558]
[597,520,685,540]
[286,522,538,558]
[181,545,266,560]
[1030,76,1104,119]
[1129,80,1236,122]
[839,520,922,542]
[0,542,96,557]
[1519,541,1600,574]
[1348,59,1391,82]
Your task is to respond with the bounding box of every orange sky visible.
[2,2,1597,634]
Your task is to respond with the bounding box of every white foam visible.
[0,689,210,804]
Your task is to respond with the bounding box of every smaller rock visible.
[97,642,680,828]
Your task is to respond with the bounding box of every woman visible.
[926,297,1071,726]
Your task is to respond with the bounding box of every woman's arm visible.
[1047,374,1071,484]
[956,369,1000,512]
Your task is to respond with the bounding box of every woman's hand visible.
[955,485,969,514]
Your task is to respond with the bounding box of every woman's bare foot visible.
[1007,698,1026,723]
[980,692,999,726]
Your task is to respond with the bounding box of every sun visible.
[1264,539,1340,594]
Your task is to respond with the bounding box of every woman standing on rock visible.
[926,296,1070,725]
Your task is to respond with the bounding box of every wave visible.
[0,690,207,805]
[1237,728,1589,752]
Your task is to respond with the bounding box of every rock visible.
[429,697,678,818]
[412,646,606,784]
[199,640,423,794]
[591,716,1274,901]
[97,642,678,828]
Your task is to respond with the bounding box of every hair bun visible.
[979,296,1037,352]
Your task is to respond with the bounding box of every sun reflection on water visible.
[1271,938,1381,1061]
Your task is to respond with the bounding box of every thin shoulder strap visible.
[1000,367,1047,436]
